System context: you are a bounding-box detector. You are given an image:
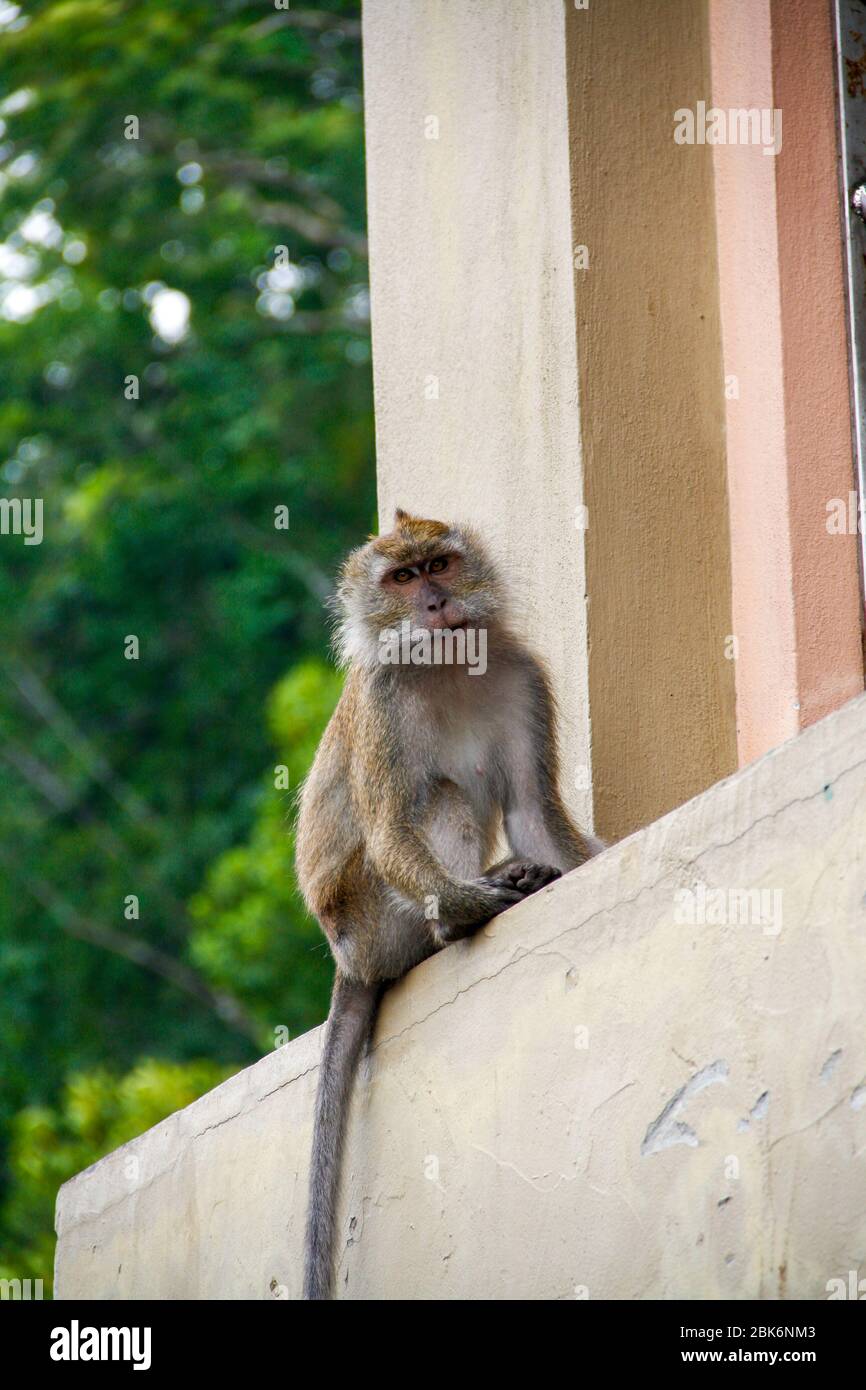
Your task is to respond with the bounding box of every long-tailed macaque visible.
[295,509,601,1299]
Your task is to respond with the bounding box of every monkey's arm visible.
[499,656,597,873]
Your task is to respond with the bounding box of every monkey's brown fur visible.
[296,510,599,1298]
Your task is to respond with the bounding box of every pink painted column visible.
[710,0,863,765]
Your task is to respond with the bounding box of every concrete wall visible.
[566,0,738,841]
[56,690,866,1300]
[363,0,866,834]
[363,0,594,831]
[363,0,740,842]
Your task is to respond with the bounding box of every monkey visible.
[295,508,602,1299]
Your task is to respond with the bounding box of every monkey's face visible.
[335,509,505,667]
[380,552,469,631]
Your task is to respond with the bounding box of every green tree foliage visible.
[0,0,371,1284]
[188,659,344,1039]
[0,1059,235,1288]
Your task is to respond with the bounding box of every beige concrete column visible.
[362,0,594,830]
[709,0,864,765]
[363,0,738,841]
[565,0,738,839]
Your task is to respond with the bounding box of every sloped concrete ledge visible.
[56,693,866,1299]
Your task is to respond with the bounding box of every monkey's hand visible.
[433,878,528,945]
[481,861,562,896]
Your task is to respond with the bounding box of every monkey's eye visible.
[392,568,415,584]
[428,556,449,574]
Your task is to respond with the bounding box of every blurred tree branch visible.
[4,661,159,828]
[250,9,362,40]
[0,847,261,1043]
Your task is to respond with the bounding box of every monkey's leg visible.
[495,659,601,872]
[304,972,381,1300]
[501,785,585,874]
[423,777,487,880]
[419,779,522,944]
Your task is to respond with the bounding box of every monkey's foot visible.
[483,861,562,895]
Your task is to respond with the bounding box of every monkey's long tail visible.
[303,971,381,1300]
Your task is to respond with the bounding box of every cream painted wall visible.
[56,690,866,1299]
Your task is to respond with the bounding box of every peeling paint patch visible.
[641,1060,729,1156]
[851,1083,866,1110]
[820,1049,843,1083]
[737,1089,770,1132]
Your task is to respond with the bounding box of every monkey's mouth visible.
[425,615,468,632]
